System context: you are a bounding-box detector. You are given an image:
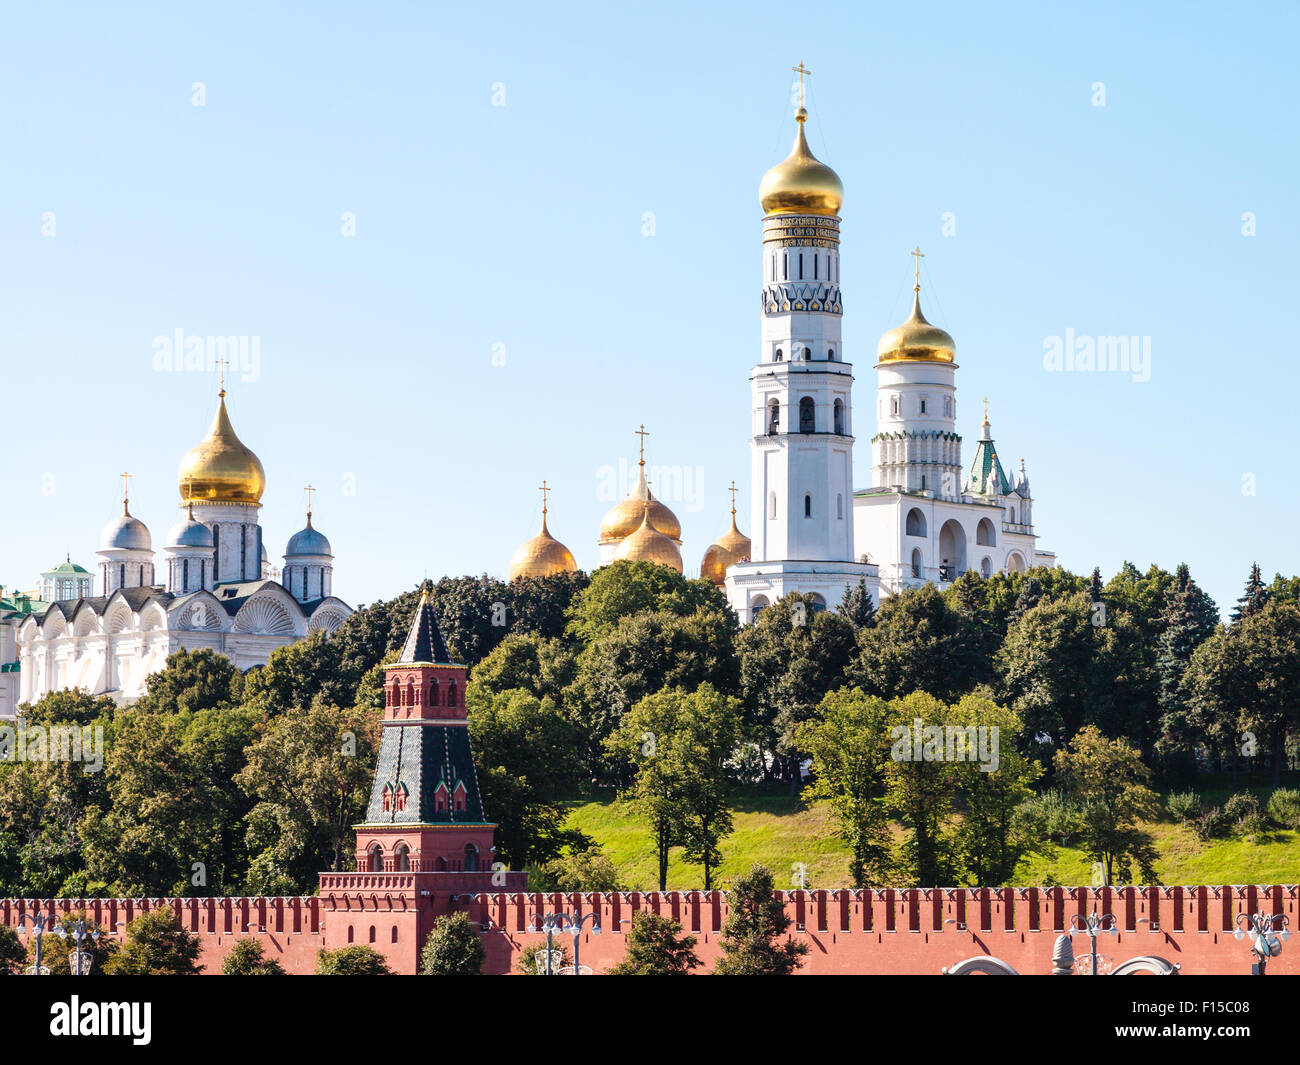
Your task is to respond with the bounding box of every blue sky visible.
[2,0,1294,615]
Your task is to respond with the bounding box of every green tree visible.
[1231,562,1268,622]
[221,938,286,975]
[948,695,1043,886]
[429,575,512,666]
[794,688,893,888]
[535,846,621,892]
[0,924,26,974]
[607,911,700,975]
[133,647,244,715]
[713,865,807,975]
[237,698,380,893]
[507,570,591,640]
[16,689,117,727]
[565,560,727,644]
[838,578,876,630]
[240,634,358,718]
[1053,726,1159,885]
[737,593,855,775]
[607,685,742,890]
[420,912,485,975]
[104,908,203,975]
[850,584,992,704]
[315,945,392,975]
[1155,564,1220,765]
[883,692,963,887]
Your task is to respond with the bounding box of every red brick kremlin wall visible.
[3,884,1296,975]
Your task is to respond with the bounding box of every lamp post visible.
[56,918,101,976]
[526,910,601,975]
[1234,912,1290,975]
[1067,910,1117,976]
[16,913,55,975]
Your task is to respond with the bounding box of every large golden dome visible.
[877,290,956,365]
[178,392,266,504]
[599,462,681,544]
[759,108,843,217]
[508,512,578,581]
[700,511,752,586]
[614,506,683,573]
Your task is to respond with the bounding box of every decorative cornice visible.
[763,282,842,315]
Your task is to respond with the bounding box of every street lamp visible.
[1234,912,1290,975]
[16,913,55,976]
[526,911,601,975]
[1068,910,1117,976]
[55,918,101,976]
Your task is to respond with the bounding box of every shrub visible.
[103,909,202,975]
[1193,806,1230,841]
[1166,790,1202,824]
[315,945,392,975]
[222,938,285,975]
[419,913,484,975]
[1267,788,1300,831]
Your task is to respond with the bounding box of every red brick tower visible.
[318,583,525,971]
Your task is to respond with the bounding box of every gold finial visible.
[792,62,811,114]
[304,484,315,526]
[120,471,132,514]
[635,424,649,467]
[538,479,550,515]
[215,356,229,398]
[911,246,925,294]
[728,479,739,518]
[982,397,990,426]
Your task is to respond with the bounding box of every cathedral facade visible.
[14,387,351,710]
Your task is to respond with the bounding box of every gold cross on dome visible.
[215,355,229,396]
[635,424,649,466]
[304,484,315,519]
[538,479,550,514]
[728,479,739,515]
[982,397,990,424]
[792,62,811,109]
[911,246,925,292]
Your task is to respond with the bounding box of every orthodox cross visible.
[635,424,649,466]
[728,479,739,516]
[911,246,925,292]
[538,479,550,515]
[792,62,811,109]
[215,356,229,396]
[120,471,131,510]
[304,484,316,521]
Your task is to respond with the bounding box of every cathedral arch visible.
[938,520,967,580]
[807,593,827,612]
[367,844,383,872]
[833,398,845,435]
[981,556,992,578]
[104,600,133,634]
[911,548,923,579]
[138,601,168,632]
[905,508,927,537]
[750,595,770,618]
[72,605,99,638]
[394,843,411,872]
[1005,552,1026,575]
[233,593,296,636]
[767,398,780,434]
[308,604,349,633]
[774,348,783,362]
[976,517,996,547]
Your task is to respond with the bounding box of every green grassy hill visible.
[562,783,1300,891]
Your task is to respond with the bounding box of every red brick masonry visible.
[3,884,1295,974]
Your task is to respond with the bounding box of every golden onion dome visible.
[876,290,957,365]
[700,512,752,586]
[178,392,266,504]
[508,512,578,581]
[614,506,683,573]
[759,108,843,217]
[599,462,682,544]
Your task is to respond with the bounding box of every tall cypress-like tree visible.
[1155,564,1220,759]
[838,578,877,630]
[713,865,808,975]
[1231,562,1268,622]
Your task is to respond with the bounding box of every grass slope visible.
[564,784,1300,891]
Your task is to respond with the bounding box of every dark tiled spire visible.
[397,582,453,665]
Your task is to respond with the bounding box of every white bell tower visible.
[725,69,878,622]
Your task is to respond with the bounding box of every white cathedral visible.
[14,387,351,710]
[509,83,1055,617]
